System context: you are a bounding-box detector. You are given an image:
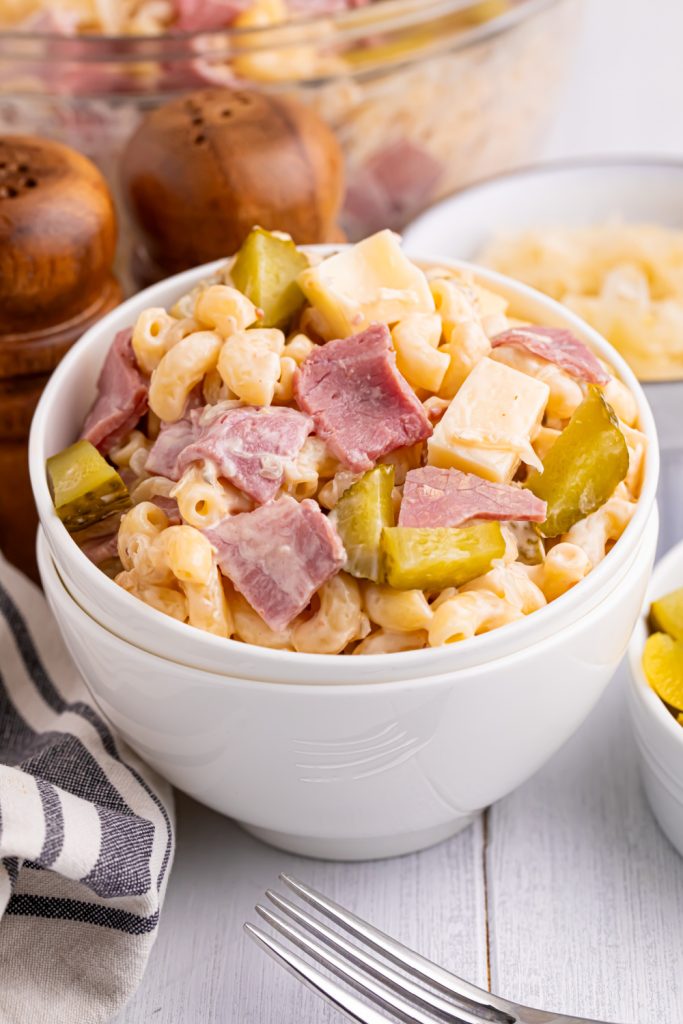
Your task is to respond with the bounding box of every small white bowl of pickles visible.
[629,540,683,858]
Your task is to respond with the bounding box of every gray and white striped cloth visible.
[0,552,175,1024]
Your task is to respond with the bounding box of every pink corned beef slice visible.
[293,324,432,472]
[145,417,199,480]
[491,326,610,385]
[205,496,345,630]
[81,531,120,567]
[173,0,249,31]
[82,329,149,455]
[399,466,547,528]
[176,405,313,503]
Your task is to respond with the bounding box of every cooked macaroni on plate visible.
[46,228,647,655]
[481,222,683,381]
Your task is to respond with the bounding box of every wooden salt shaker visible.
[0,135,121,580]
[121,87,345,283]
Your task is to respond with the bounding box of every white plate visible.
[404,157,683,258]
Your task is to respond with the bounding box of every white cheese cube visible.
[472,283,509,320]
[428,357,549,483]
[297,230,435,338]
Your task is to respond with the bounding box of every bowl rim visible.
[38,520,658,696]
[29,247,660,676]
[405,152,683,227]
[628,539,683,752]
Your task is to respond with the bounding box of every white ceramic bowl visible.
[29,250,660,683]
[628,540,683,859]
[39,512,659,861]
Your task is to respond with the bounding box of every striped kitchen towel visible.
[0,552,175,1024]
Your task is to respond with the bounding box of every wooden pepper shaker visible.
[121,87,345,283]
[0,135,121,581]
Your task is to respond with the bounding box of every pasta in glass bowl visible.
[30,234,660,857]
[0,0,581,261]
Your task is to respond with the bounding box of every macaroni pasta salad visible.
[47,228,647,655]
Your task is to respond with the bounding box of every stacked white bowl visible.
[29,253,660,860]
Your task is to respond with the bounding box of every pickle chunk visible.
[47,440,130,532]
[650,587,683,642]
[382,522,505,591]
[231,227,308,329]
[331,465,394,583]
[526,386,629,538]
[642,632,683,712]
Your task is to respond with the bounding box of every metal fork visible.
[245,875,627,1024]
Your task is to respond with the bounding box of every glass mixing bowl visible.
[0,0,581,272]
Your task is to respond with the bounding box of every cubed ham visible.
[491,326,610,385]
[399,466,547,528]
[205,495,345,630]
[294,324,432,472]
[81,329,149,455]
[145,417,199,481]
[177,406,313,503]
[80,531,120,567]
[173,0,249,31]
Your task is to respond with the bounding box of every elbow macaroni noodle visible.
[292,574,368,655]
[362,583,433,632]
[149,331,222,422]
[195,285,259,338]
[562,488,637,568]
[230,590,293,650]
[392,313,449,393]
[429,590,524,646]
[353,628,428,655]
[217,328,285,406]
[171,465,251,530]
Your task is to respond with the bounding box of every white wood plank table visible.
[116,2,683,1021]
[114,661,683,1024]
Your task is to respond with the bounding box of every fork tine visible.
[254,905,455,1024]
[280,875,515,1023]
[263,889,488,1024]
[245,923,394,1024]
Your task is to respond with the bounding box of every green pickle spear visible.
[642,632,683,712]
[331,465,395,583]
[46,439,131,532]
[526,386,629,538]
[231,227,308,329]
[650,587,683,641]
[382,522,505,591]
